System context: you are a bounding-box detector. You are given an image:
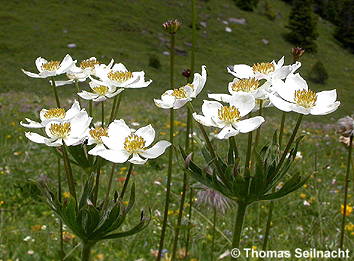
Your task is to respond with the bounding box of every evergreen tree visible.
[335,0,354,52]
[285,0,318,52]
[233,0,259,11]
[309,61,329,84]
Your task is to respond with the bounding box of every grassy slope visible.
[0,0,353,260]
[0,0,353,115]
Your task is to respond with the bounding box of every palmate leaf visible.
[67,144,94,170]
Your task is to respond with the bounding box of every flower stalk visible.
[339,135,353,249]
[61,143,77,202]
[120,163,134,200]
[157,29,177,261]
[231,202,248,260]
[51,77,61,108]
[57,157,64,260]
[103,163,116,210]
[279,112,287,148]
[81,241,94,261]
[74,80,82,108]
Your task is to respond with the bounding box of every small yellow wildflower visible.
[0,200,5,206]
[345,223,354,232]
[63,192,71,198]
[31,225,42,232]
[300,193,307,199]
[341,204,353,216]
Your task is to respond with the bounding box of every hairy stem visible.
[231,202,248,260]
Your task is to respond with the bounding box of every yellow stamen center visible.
[89,127,108,143]
[231,78,259,92]
[252,62,275,75]
[107,71,133,83]
[124,134,146,153]
[218,106,241,123]
[186,83,194,89]
[80,59,100,69]
[92,85,109,95]
[294,90,317,108]
[49,122,71,138]
[44,108,66,119]
[42,61,60,71]
[171,88,187,98]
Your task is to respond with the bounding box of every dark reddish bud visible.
[291,47,305,62]
[162,19,181,34]
[182,69,191,78]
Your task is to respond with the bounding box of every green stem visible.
[120,163,134,200]
[103,163,116,210]
[89,100,93,117]
[262,200,274,251]
[185,187,194,258]
[81,242,93,261]
[191,0,196,75]
[57,158,64,260]
[51,77,61,108]
[109,94,119,123]
[92,158,101,206]
[74,80,82,108]
[171,171,188,260]
[244,131,253,178]
[231,202,248,260]
[101,101,104,127]
[171,106,193,260]
[254,100,263,149]
[339,135,353,249]
[62,144,77,202]
[157,109,175,261]
[276,114,303,173]
[211,206,217,260]
[113,91,123,119]
[278,112,286,148]
[157,31,176,261]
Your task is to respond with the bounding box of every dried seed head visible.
[196,186,232,214]
[337,116,354,137]
[291,47,305,62]
[182,69,191,78]
[162,19,181,34]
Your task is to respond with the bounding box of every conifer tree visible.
[285,0,318,52]
[335,0,354,52]
[234,0,259,11]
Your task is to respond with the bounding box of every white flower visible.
[154,66,207,109]
[77,79,123,102]
[193,93,265,139]
[91,120,171,165]
[268,73,340,115]
[20,100,83,128]
[22,54,76,78]
[95,61,152,88]
[25,111,92,147]
[227,57,300,82]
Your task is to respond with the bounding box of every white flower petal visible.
[54,80,75,87]
[129,153,148,165]
[20,118,43,128]
[21,69,43,78]
[135,124,155,147]
[268,93,293,112]
[292,104,311,115]
[208,93,232,103]
[112,63,128,72]
[95,149,130,163]
[229,92,255,117]
[154,98,173,109]
[140,140,171,159]
[310,101,340,115]
[57,54,75,74]
[315,90,337,107]
[69,112,92,138]
[173,98,190,109]
[126,71,152,88]
[35,57,47,72]
[78,91,99,100]
[215,126,238,139]
[66,100,81,119]
[193,113,215,127]
[228,64,254,78]
[202,100,222,118]
[25,132,48,144]
[234,116,265,133]
[102,119,131,149]
[88,144,106,156]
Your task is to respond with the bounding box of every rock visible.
[184,42,192,47]
[67,43,77,48]
[228,17,247,25]
[200,21,207,28]
[225,27,232,33]
[162,51,170,56]
[261,39,269,45]
[222,20,229,25]
[175,47,187,56]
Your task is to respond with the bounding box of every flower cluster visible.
[21,54,170,165]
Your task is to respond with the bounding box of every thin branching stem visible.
[51,77,61,108]
[120,163,134,200]
[103,163,116,210]
[61,143,77,202]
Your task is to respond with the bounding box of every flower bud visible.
[337,116,354,137]
[182,69,191,78]
[291,47,305,62]
[162,19,181,34]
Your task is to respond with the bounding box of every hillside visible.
[0,0,353,117]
